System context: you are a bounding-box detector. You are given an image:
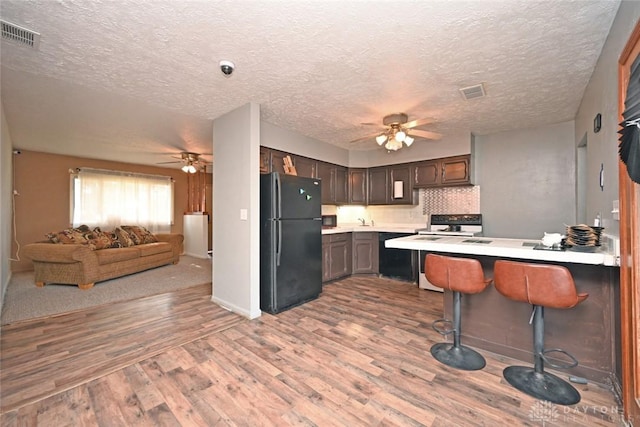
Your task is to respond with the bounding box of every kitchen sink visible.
[462,239,492,244]
[415,236,442,241]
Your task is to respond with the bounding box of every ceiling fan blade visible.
[404,117,434,129]
[410,129,443,140]
[349,131,381,144]
[156,160,183,164]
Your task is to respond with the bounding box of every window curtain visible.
[72,168,174,233]
[619,53,640,184]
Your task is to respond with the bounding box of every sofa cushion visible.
[121,225,158,245]
[95,247,140,265]
[137,242,172,257]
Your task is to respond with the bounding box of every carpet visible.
[0,255,212,325]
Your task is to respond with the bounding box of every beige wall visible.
[11,150,208,272]
[1,105,14,307]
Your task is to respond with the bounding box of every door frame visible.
[618,19,640,424]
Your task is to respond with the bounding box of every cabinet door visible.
[323,233,351,282]
[413,160,439,187]
[367,167,389,205]
[259,147,271,174]
[352,232,378,274]
[348,168,367,205]
[334,166,349,204]
[322,235,331,282]
[293,156,317,179]
[316,161,334,204]
[270,150,288,175]
[388,165,415,205]
[440,155,471,186]
[329,241,350,279]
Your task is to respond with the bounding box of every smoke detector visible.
[1,20,40,49]
[459,83,486,100]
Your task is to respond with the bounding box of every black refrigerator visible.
[260,172,322,314]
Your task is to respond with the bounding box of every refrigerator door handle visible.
[276,220,282,266]
[275,172,282,220]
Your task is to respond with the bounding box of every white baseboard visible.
[211,295,261,319]
[183,251,210,259]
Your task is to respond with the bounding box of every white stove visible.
[417,226,482,237]
[418,214,483,291]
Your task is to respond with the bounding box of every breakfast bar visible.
[386,235,621,385]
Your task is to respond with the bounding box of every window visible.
[71,168,174,233]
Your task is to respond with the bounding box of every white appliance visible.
[183,213,210,259]
[417,214,483,292]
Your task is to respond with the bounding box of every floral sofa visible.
[22,225,184,290]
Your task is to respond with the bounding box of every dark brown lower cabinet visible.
[322,233,352,282]
[352,232,379,274]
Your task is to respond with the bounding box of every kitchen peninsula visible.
[386,235,621,385]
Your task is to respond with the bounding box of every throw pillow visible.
[45,225,93,245]
[87,230,122,250]
[121,225,158,245]
[114,227,136,247]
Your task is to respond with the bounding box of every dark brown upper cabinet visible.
[368,165,417,205]
[348,168,367,205]
[269,149,288,175]
[388,164,416,205]
[292,155,317,179]
[367,167,389,205]
[413,154,472,188]
[260,147,472,204]
[334,166,348,204]
[317,161,348,205]
[259,146,271,174]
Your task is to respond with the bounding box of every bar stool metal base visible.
[430,342,487,371]
[503,366,581,405]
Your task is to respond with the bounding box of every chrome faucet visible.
[358,218,366,226]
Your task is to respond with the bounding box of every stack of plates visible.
[565,224,604,251]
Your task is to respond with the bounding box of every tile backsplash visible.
[422,186,480,215]
[322,186,481,225]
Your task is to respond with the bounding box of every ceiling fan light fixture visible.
[395,130,406,142]
[404,135,414,146]
[376,134,387,145]
[385,139,402,151]
[182,163,197,173]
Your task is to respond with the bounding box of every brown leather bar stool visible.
[425,253,492,370]
[493,260,589,405]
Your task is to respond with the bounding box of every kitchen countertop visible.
[384,234,619,266]
[321,224,423,235]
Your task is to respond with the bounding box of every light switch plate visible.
[240,209,248,220]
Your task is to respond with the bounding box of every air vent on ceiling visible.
[1,20,40,49]
[459,83,486,100]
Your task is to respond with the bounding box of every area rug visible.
[0,255,212,325]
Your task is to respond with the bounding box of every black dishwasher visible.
[379,233,417,282]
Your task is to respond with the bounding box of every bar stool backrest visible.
[493,260,588,309]
[425,254,491,294]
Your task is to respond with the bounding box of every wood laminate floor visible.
[0,277,623,426]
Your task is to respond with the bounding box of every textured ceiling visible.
[0,0,621,168]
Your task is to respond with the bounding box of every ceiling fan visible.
[351,113,442,151]
[157,152,211,173]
